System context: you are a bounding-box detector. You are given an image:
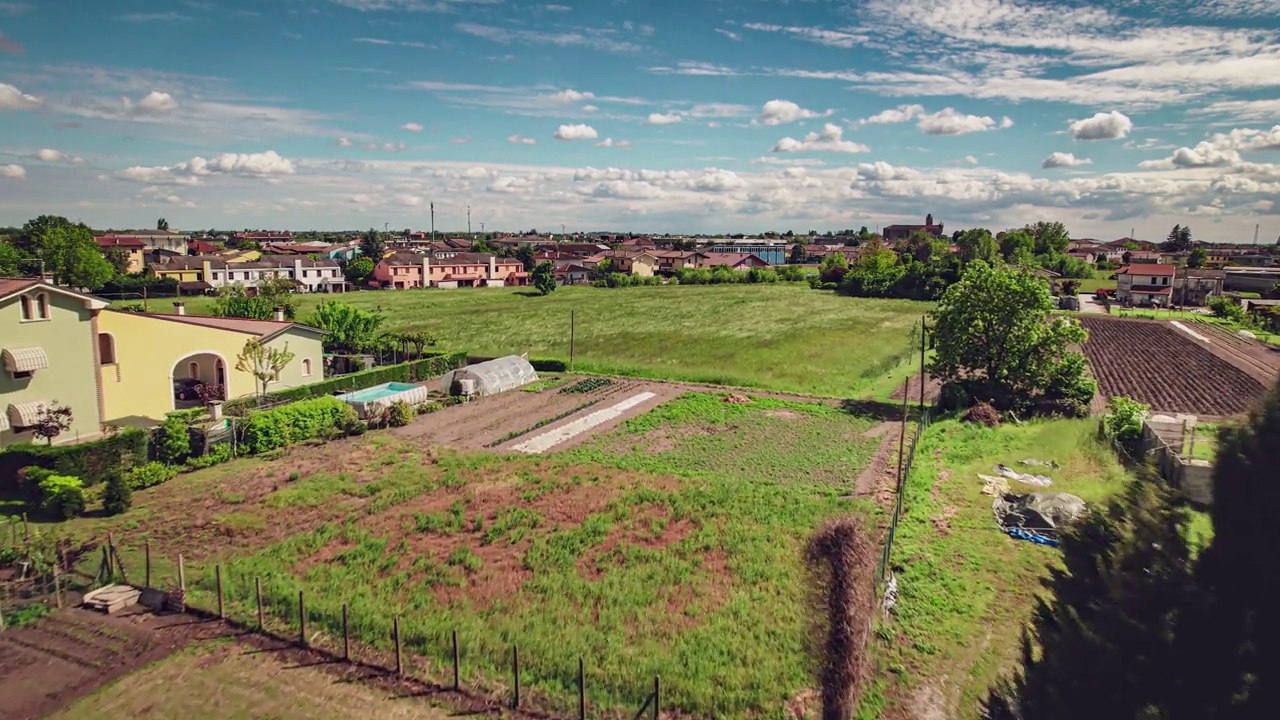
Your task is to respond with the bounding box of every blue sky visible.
[1,0,1278,240]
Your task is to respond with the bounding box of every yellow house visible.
[219,249,262,263]
[95,236,148,274]
[98,306,326,425]
[149,257,206,283]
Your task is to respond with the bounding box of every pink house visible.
[372,252,528,289]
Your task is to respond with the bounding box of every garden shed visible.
[447,355,538,397]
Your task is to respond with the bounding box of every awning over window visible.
[3,346,49,373]
[7,401,47,429]
[0,409,9,432]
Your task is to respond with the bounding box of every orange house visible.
[372,252,528,289]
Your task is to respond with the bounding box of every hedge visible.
[0,427,150,489]
[239,397,357,454]
[223,351,467,416]
[530,357,569,372]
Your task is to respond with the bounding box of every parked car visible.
[173,378,204,401]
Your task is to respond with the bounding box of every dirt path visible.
[855,422,902,497]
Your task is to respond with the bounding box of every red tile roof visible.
[95,236,148,249]
[1117,264,1177,276]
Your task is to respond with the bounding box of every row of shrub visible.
[222,351,467,415]
[240,397,363,454]
[590,265,812,288]
[0,428,149,489]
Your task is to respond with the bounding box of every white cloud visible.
[455,22,642,54]
[772,124,871,154]
[401,122,424,132]
[126,91,178,115]
[1042,152,1093,168]
[120,12,191,23]
[1138,124,1280,169]
[582,104,599,112]
[963,155,978,165]
[0,3,35,17]
[742,22,866,48]
[647,112,683,125]
[117,150,295,185]
[857,104,925,125]
[554,124,599,140]
[0,163,25,179]
[596,138,631,149]
[715,28,741,41]
[1191,98,1280,122]
[551,89,594,102]
[754,99,831,126]
[646,61,740,77]
[450,135,472,144]
[1068,111,1134,140]
[917,108,1010,135]
[0,82,41,110]
[544,4,571,11]
[364,142,407,152]
[336,137,354,147]
[32,148,84,164]
[115,165,200,185]
[508,134,538,145]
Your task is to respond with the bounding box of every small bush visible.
[126,461,177,490]
[39,474,85,520]
[388,400,415,428]
[156,416,192,464]
[447,547,483,573]
[417,402,443,415]
[1102,396,1148,457]
[240,396,353,454]
[962,402,1002,427]
[184,443,234,470]
[102,472,133,515]
[1208,295,1247,323]
[940,382,971,412]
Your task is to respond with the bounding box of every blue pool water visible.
[338,382,418,402]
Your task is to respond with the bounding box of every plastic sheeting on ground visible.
[1019,458,1060,469]
[980,475,1011,496]
[996,464,1053,487]
[1006,527,1060,547]
[993,492,1087,536]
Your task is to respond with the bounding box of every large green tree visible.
[41,225,115,290]
[515,244,536,272]
[1163,224,1193,252]
[532,261,557,295]
[838,245,904,298]
[0,240,27,276]
[1025,221,1071,256]
[1188,246,1208,269]
[954,227,1000,265]
[999,230,1037,266]
[306,300,385,353]
[359,228,384,262]
[343,256,375,283]
[929,261,1095,415]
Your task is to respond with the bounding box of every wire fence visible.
[876,315,932,584]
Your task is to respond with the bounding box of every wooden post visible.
[342,604,350,660]
[215,566,224,619]
[21,512,29,547]
[452,628,460,690]
[144,541,151,588]
[52,561,62,609]
[393,616,402,676]
[570,309,576,369]
[896,378,910,490]
[105,533,114,579]
[255,577,264,630]
[1189,424,1198,458]
[0,602,5,632]
[298,591,307,647]
[653,675,661,720]
[578,656,586,720]
[177,554,186,611]
[919,317,927,411]
[512,644,520,708]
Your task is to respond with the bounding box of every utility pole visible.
[480,222,485,235]
[467,205,472,236]
[561,223,566,240]
[1255,224,1261,245]
[430,202,435,243]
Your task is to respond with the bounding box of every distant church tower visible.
[926,213,934,225]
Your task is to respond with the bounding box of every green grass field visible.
[173,285,930,397]
[870,417,1133,717]
[33,392,882,718]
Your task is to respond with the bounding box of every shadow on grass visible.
[840,398,924,422]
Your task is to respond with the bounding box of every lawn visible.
[33,392,884,718]
[174,284,931,397]
[50,640,453,720]
[1076,277,1114,294]
[870,417,1134,718]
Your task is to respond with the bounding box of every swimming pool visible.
[338,382,419,403]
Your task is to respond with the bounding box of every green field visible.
[870,417,1133,717]
[173,285,930,397]
[36,392,882,718]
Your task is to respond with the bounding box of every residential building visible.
[1,279,109,445]
[188,240,219,255]
[1115,263,1177,306]
[94,236,148,274]
[151,256,345,293]
[1174,268,1226,306]
[585,250,658,276]
[698,252,771,270]
[883,214,945,243]
[1124,250,1163,264]
[650,250,708,274]
[98,306,325,425]
[217,248,262,263]
[232,231,294,243]
[96,229,189,255]
[371,252,527,289]
[704,242,785,265]
[554,263,594,285]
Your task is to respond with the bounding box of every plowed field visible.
[1079,316,1267,416]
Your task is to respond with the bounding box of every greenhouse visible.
[447,355,539,397]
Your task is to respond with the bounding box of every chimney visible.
[273,306,285,322]
[294,258,304,286]
[488,255,497,279]
[173,302,185,316]
[421,254,431,288]
[926,213,934,226]
[201,258,213,286]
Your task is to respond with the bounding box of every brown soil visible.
[491,382,687,454]
[891,371,942,405]
[1189,321,1280,385]
[856,421,903,497]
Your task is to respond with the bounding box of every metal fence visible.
[877,412,930,583]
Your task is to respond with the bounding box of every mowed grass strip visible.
[871,418,1131,718]
[147,394,882,717]
[178,284,930,396]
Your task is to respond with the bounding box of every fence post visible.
[452,628,460,690]
[144,541,151,588]
[653,675,661,720]
[393,616,402,676]
[0,603,5,632]
[578,655,586,720]
[919,316,927,411]
[343,604,350,661]
[298,591,307,647]
[896,377,909,488]
[512,644,520,708]
[22,512,29,547]
[52,561,62,609]
[105,532,115,579]
[177,554,186,611]
[255,577,264,630]
[215,566,224,619]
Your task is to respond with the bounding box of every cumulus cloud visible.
[116,150,295,185]
[857,104,924,125]
[581,104,599,112]
[554,124,599,141]
[450,135,472,144]
[963,155,978,165]
[0,163,25,179]
[754,99,831,126]
[1138,125,1280,169]
[551,89,594,102]
[508,134,537,145]
[336,137,354,147]
[1068,111,1133,140]
[917,108,1008,135]
[1042,152,1092,168]
[126,91,178,115]
[0,82,41,110]
[596,138,631,149]
[772,123,870,154]
[32,148,83,164]
[401,122,424,132]
[646,112,683,125]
